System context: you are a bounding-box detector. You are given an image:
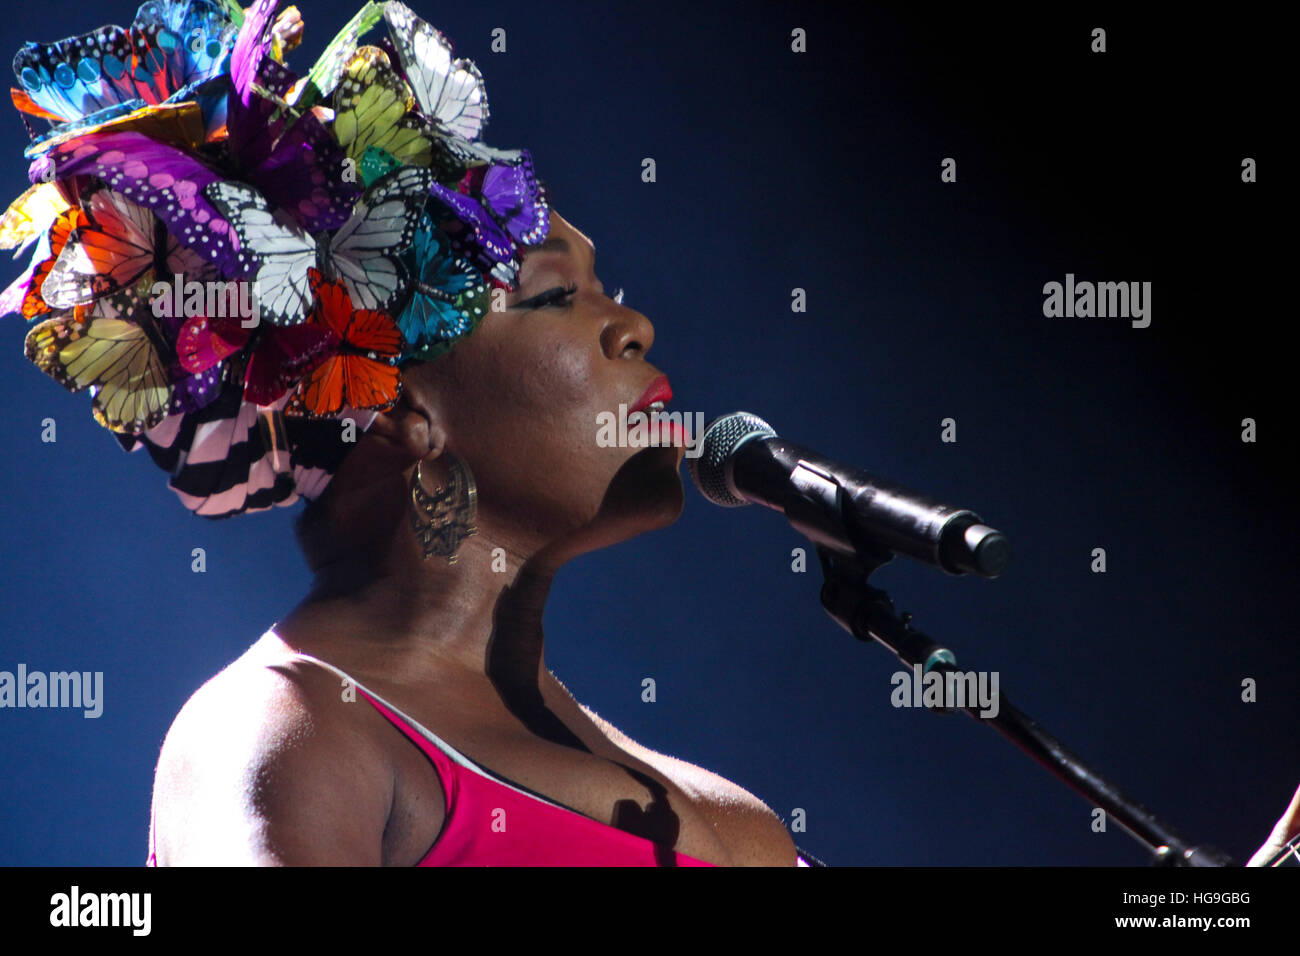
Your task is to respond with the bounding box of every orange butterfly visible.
[285,268,404,418]
[22,207,81,319]
[42,188,210,310]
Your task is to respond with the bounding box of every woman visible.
[145,210,1300,868]
[146,210,807,866]
[7,0,804,867]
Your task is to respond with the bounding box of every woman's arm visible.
[150,663,397,865]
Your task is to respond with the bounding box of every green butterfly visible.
[294,0,384,107]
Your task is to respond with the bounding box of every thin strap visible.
[283,652,466,762]
[283,650,575,812]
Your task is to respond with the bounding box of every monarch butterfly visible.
[285,267,403,418]
[41,188,212,310]
[21,206,82,320]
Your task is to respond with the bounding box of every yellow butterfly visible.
[332,46,435,170]
[0,182,69,254]
[24,277,174,435]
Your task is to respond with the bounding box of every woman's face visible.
[416,211,684,551]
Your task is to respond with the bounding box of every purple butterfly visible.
[153,299,226,414]
[428,183,518,285]
[229,0,278,105]
[254,55,299,100]
[428,151,550,286]
[471,150,549,246]
[226,86,360,231]
[27,155,54,186]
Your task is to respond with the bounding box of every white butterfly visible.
[204,166,432,325]
[383,0,489,141]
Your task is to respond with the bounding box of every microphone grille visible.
[688,411,777,507]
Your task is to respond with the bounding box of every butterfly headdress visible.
[2,0,550,517]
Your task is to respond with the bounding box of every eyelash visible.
[515,285,627,309]
[517,284,579,309]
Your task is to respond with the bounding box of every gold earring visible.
[409,451,478,564]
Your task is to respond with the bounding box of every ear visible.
[364,372,445,462]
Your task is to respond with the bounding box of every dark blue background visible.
[1,2,1292,866]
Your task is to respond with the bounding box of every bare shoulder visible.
[151,644,395,865]
[580,704,798,866]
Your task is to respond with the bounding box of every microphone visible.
[688,412,1010,578]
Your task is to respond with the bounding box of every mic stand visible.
[815,544,1235,867]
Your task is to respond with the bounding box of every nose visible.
[600,301,655,359]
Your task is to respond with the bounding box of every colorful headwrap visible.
[1,0,549,517]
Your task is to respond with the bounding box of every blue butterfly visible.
[12,0,237,125]
[397,218,488,351]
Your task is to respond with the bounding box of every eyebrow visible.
[525,236,596,259]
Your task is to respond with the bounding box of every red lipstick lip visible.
[628,374,673,415]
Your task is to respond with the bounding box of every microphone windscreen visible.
[688,411,777,507]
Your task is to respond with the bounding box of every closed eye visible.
[510,284,579,310]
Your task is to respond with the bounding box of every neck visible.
[283,509,562,694]
[278,453,628,719]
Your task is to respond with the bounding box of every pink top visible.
[149,653,816,865]
[356,687,715,866]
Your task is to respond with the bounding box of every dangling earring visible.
[409,450,478,563]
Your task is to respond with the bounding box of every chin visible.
[579,445,685,550]
[619,443,685,524]
[637,445,686,527]
[536,453,683,566]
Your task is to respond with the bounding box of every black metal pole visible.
[815,545,1235,866]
